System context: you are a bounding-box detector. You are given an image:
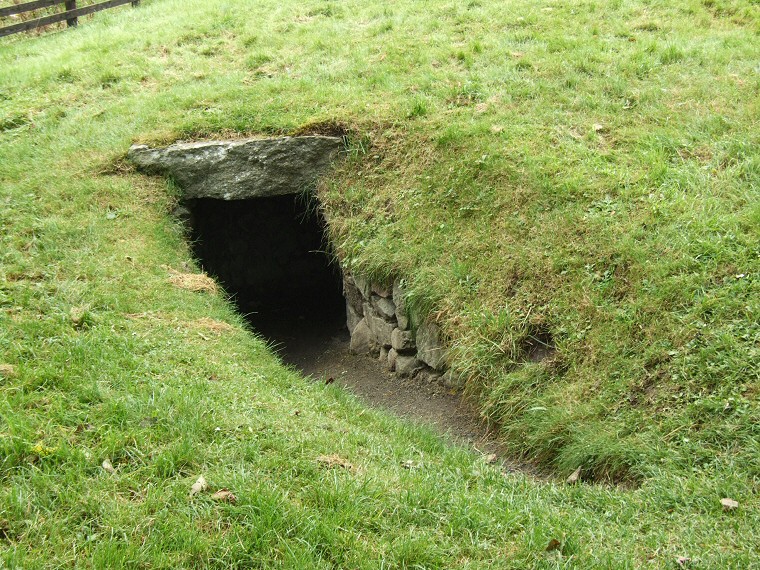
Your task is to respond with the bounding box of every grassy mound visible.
[1,0,758,566]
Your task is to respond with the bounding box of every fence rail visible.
[0,0,138,38]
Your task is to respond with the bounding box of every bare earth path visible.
[254,309,533,475]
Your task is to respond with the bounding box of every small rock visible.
[720,497,739,511]
[566,466,582,485]
[349,319,376,355]
[371,295,396,321]
[387,348,398,371]
[391,328,415,352]
[396,355,423,378]
[417,367,442,384]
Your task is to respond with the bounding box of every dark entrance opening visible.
[185,195,348,367]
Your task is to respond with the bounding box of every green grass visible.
[1,0,759,566]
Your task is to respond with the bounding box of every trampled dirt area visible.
[254,308,533,476]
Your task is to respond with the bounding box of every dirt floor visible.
[252,307,533,475]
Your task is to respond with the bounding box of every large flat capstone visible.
[128,136,343,200]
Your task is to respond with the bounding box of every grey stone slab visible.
[128,136,343,200]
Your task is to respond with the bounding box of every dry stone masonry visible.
[345,274,459,388]
[129,135,461,389]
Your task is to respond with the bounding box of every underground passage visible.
[186,194,348,366]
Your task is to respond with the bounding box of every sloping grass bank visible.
[1,0,758,566]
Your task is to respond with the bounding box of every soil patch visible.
[256,307,533,475]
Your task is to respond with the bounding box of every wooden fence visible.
[0,0,139,38]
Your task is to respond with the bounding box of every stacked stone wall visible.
[344,274,460,388]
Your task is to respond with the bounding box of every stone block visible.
[396,355,423,378]
[128,136,344,201]
[349,319,376,355]
[353,275,372,299]
[371,295,396,321]
[343,276,365,315]
[364,302,394,348]
[417,321,446,371]
[346,301,362,334]
[391,328,415,352]
[371,282,392,298]
[393,280,409,330]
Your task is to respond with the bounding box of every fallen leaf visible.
[566,466,582,485]
[316,454,354,470]
[101,459,116,474]
[484,454,498,464]
[190,475,208,496]
[0,364,16,379]
[545,538,561,552]
[211,489,237,503]
[720,497,739,511]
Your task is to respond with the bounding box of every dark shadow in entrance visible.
[186,195,347,366]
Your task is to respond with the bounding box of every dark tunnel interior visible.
[185,194,347,362]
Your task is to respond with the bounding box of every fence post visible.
[64,0,77,27]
